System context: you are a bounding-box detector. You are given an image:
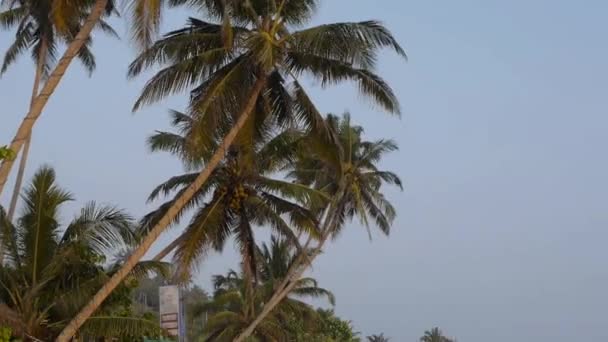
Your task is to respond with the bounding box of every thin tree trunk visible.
[152,233,186,261]
[7,40,48,221]
[55,77,267,342]
[0,41,48,265]
[233,201,343,342]
[0,0,108,196]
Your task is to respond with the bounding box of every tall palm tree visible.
[0,0,118,221]
[59,1,405,338]
[0,0,189,196]
[234,113,402,341]
[420,327,454,342]
[197,237,333,341]
[0,167,168,340]
[367,333,390,342]
[0,0,114,196]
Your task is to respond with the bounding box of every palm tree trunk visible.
[6,39,48,221]
[0,0,108,196]
[0,40,48,265]
[233,202,341,342]
[152,233,186,261]
[55,77,267,342]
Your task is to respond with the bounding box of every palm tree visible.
[0,0,115,196]
[141,110,322,306]
[197,237,334,341]
[0,0,118,221]
[420,327,454,342]
[0,0,191,196]
[60,1,405,338]
[0,166,168,340]
[367,333,390,342]
[235,113,402,341]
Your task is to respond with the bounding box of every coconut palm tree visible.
[141,110,322,299]
[235,113,402,341]
[0,0,191,196]
[0,0,116,196]
[0,166,168,340]
[0,0,118,221]
[197,236,333,341]
[59,1,405,338]
[367,333,390,342]
[420,327,454,342]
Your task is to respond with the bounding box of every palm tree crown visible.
[367,333,390,342]
[420,327,455,342]
[290,113,402,239]
[129,0,406,152]
[143,110,322,279]
[0,0,118,75]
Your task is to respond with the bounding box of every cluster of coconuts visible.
[217,183,248,210]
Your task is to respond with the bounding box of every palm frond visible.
[173,195,230,276]
[132,47,235,111]
[0,206,21,266]
[80,315,165,338]
[291,286,335,306]
[19,166,73,283]
[291,20,407,67]
[61,202,136,255]
[1,21,33,74]
[0,5,26,29]
[129,0,163,49]
[288,52,401,114]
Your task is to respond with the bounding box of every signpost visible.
[159,285,185,341]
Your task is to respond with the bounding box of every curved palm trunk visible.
[233,202,342,342]
[0,0,108,196]
[7,40,48,221]
[55,77,267,342]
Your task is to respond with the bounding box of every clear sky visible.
[2,0,608,340]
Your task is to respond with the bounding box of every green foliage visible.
[0,167,166,340]
[142,110,321,280]
[284,309,360,342]
[193,238,334,341]
[0,146,14,161]
[0,327,10,342]
[129,0,405,155]
[0,0,118,76]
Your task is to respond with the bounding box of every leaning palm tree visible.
[197,237,333,341]
[0,167,168,340]
[234,113,402,341]
[0,0,191,196]
[420,327,454,342]
[0,0,114,196]
[59,1,405,339]
[0,0,118,221]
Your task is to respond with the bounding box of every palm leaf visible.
[80,315,165,338]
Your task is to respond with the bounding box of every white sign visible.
[159,286,181,338]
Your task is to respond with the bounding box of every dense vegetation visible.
[0,0,459,340]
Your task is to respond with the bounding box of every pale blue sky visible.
[2,0,608,340]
